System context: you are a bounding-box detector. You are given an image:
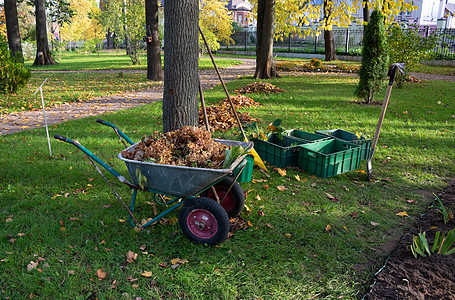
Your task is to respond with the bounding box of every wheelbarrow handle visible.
[96,119,135,146]
[54,134,72,144]
[54,134,125,179]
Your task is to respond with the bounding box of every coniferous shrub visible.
[0,36,31,94]
[354,9,389,104]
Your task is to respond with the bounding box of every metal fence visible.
[221,28,455,60]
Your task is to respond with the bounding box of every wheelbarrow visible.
[54,119,253,245]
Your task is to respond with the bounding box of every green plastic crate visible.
[298,139,361,177]
[233,155,254,182]
[254,134,309,168]
[315,129,372,160]
[285,129,331,142]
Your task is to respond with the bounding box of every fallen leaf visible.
[277,185,288,191]
[17,233,26,237]
[303,202,311,206]
[295,175,301,181]
[131,284,139,288]
[311,182,317,188]
[349,212,358,218]
[357,170,366,174]
[140,271,153,278]
[370,221,379,226]
[325,225,332,231]
[168,217,178,225]
[343,226,348,231]
[257,210,265,216]
[325,192,339,202]
[139,244,146,251]
[247,221,253,227]
[68,270,75,275]
[262,184,269,190]
[406,200,416,204]
[285,233,291,238]
[276,168,286,176]
[95,269,106,281]
[59,219,64,227]
[396,211,408,217]
[119,219,126,223]
[265,223,273,228]
[171,264,180,270]
[126,251,138,263]
[255,195,262,201]
[27,261,38,271]
[170,258,180,265]
[5,217,13,223]
[252,179,268,183]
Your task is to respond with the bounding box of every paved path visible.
[0,59,256,135]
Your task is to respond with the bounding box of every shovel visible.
[367,63,405,181]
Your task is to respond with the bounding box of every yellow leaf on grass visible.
[140,271,153,278]
[255,195,262,201]
[95,269,106,281]
[325,225,332,231]
[277,185,288,191]
[170,258,180,265]
[396,211,408,217]
[295,175,301,182]
[285,233,291,238]
[276,168,286,176]
[168,217,178,225]
[343,226,348,231]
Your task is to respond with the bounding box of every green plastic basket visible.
[233,155,254,182]
[285,129,331,142]
[298,139,361,177]
[315,129,371,160]
[254,134,309,168]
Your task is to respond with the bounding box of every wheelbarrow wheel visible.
[178,197,230,245]
[201,177,245,218]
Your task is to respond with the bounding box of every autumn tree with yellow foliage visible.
[260,0,417,61]
[59,0,103,43]
[199,0,233,53]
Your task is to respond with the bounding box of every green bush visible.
[0,36,31,94]
[354,9,389,104]
[387,23,438,86]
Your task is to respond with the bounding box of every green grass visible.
[1,73,454,299]
[25,50,241,72]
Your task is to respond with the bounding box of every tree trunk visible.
[33,0,57,65]
[162,0,199,133]
[324,30,336,61]
[4,0,23,60]
[106,28,112,49]
[363,0,370,25]
[145,0,163,81]
[254,0,278,79]
[323,0,336,61]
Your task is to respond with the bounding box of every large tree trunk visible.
[323,0,336,61]
[254,0,278,79]
[4,0,23,60]
[145,0,163,81]
[162,0,199,133]
[33,0,57,65]
[106,29,112,49]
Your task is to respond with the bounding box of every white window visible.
[238,14,243,23]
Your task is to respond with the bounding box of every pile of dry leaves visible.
[199,95,261,132]
[234,82,286,94]
[120,126,225,168]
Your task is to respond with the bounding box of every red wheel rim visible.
[187,209,219,239]
[208,187,235,213]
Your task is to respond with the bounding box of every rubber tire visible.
[178,197,230,245]
[201,177,245,218]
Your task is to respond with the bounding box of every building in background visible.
[226,0,254,29]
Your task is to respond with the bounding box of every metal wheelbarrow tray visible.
[120,139,249,198]
[55,119,253,245]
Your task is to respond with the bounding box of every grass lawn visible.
[1,72,454,299]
